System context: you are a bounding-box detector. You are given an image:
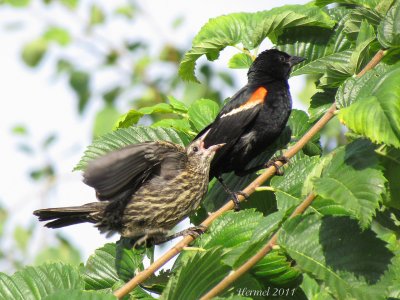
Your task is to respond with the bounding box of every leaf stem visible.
[113,48,386,300]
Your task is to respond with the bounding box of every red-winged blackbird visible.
[195,49,305,208]
[33,134,224,246]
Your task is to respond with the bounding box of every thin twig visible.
[199,48,387,299]
[113,49,385,299]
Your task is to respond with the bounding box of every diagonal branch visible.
[113,49,386,299]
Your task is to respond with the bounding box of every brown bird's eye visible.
[192,146,199,152]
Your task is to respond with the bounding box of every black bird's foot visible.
[216,175,248,211]
[230,191,249,211]
[265,155,289,176]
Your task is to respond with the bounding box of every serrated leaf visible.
[279,214,395,300]
[308,89,336,122]
[0,263,83,300]
[188,98,220,132]
[83,243,145,292]
[315,0,381,9]
[377,146,400,208]
[115,103,175,129]
[349,20,376,73]
[152,118,193,133]
[338,63,400,148]
[167,96,188,113]
[161,248,230,300]
[43,290,116,300]
[228,53,253,69]
[313,140,386,228]
[74,126,191,171]
[277,7,352,78]
[378,1,400,48]
[179,4,335,82]
[271,155,320,211]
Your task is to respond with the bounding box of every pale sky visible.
[0,0,307,267]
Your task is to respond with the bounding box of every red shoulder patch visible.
[244,87,268,106]
[220,87,267,118]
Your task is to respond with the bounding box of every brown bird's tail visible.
[33,202,104,229]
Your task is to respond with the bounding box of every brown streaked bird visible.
[33,133,224,246]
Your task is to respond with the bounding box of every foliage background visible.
[1,0,400,299]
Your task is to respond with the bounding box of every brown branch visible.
[200,193,316,300]
[113,48,385,299]
[198,48,387,299]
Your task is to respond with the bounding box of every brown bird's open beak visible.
[289,56,306,67]
[206,143,225,152]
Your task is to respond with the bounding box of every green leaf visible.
[4,0,30,7]
[271,155,320,211]
[279,214,395,300]
[349,20,376,73]
[378,1,400,48]
[167,96,188,113]
[308,89,336,122]
[313,140,386,228]
[315,0,381,9]
[114,103,175,129]
[377,146,400,208]
[44,290,116,300]
[188,98,220,132]
[0,263,83,299]
[90,4,105,25]
[13,225,31,252]
[60,0,78,9]
[161,248,230,300]
[277,7,352,78]
[338,63,400,148]
[43,27,71,46]
[93,105,121,138]
[179,4,335,82]
[115,5,136,19]
[228,53,253,69]
[75,126,191,171]
[21,38,48,67]
[69,70,91,114]
[152,118,193,133]
[83,243,144,290]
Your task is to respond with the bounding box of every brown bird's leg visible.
[133,228,170,248]
[152,225,207,244]
[217,175,248,211]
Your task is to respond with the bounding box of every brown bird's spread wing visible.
[83,141,186,200]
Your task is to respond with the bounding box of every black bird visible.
[195,49,305,209]
[34,133,224,246]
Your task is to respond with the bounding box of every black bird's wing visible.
[83,141,187,201]
[200,85,268,155]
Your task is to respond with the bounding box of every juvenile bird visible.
[34,133,224,246]
[195,49,305,209]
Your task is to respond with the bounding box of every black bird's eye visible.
[192,146,199,152]
[279,56,286,62]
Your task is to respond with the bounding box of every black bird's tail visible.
[33,202,104,229]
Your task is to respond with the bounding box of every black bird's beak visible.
[289,56,306,67]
